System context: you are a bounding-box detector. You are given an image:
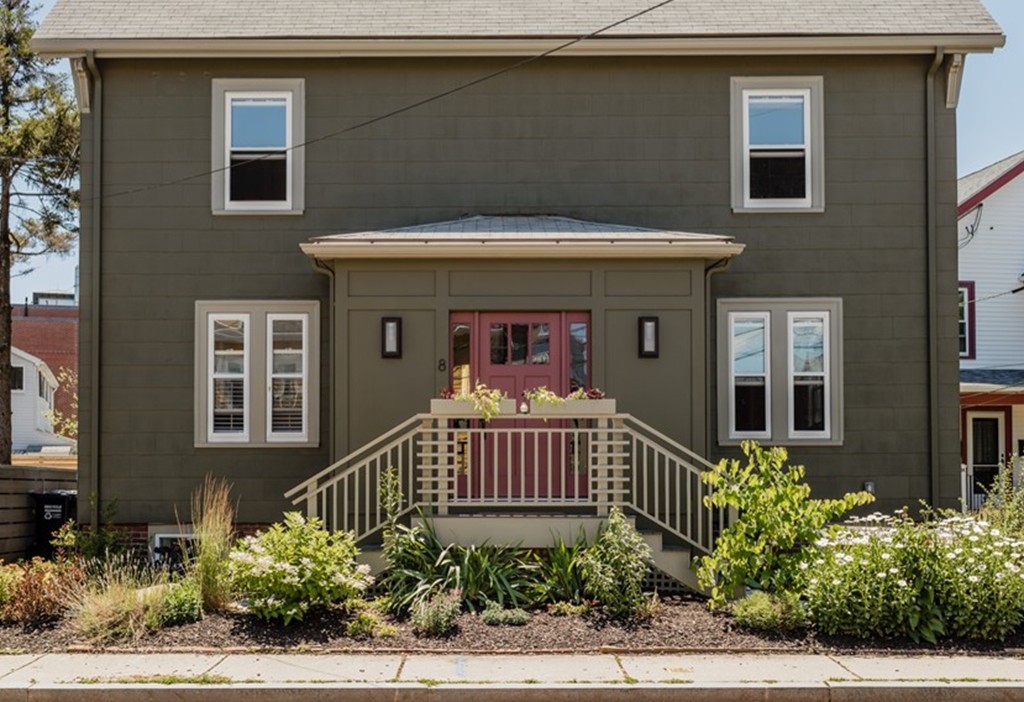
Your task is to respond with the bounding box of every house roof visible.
[957,149,1024,217]
[960,368,1024,394]
[34,0,1004,57]
[11,346,59,388]
[302,215,745,260]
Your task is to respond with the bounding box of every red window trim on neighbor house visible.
[959,281,976,360]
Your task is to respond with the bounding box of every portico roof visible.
[301,215,745,260]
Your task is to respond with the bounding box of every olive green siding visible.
[78,54,961,523]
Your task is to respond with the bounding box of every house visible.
[34,0,1003,585]
[957,149,1024,509]
[9,347,72,453]
[12,298,79,437]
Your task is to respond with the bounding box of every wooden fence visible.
[0,465,77,561]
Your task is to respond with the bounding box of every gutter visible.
[926,48,943,507]
[85,51,103,529]
[300,242,746,260]
[309,258,336,461]
[32,33,1006,59]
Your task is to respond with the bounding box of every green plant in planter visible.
[697,441,874,609]
[566,387,606,400]
[452,382,507,422]
[524,386,565,408]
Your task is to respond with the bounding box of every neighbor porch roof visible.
[301,215,745,260]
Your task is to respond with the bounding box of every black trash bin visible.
[29,490,77,559]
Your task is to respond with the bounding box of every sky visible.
[9,0,1024,302]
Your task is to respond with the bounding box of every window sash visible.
[11,366,24,392]
[742,88,812,208]
[728,312,771,439]
[958,286,971,358]
[266,313,309,442]
[208,313,250,442]
[224,91,293,210]
[787,311,830,439]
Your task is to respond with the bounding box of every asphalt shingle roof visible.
[958,150,1024,205]
[961,369,1024,390]
[36,0,1002,41]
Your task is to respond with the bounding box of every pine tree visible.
[0,0,79,463]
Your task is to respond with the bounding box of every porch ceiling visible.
[301,215,745,260]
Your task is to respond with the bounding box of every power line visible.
[81,0,683,206]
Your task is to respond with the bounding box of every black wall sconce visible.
[381,317,402,358]
[638,316,659,358]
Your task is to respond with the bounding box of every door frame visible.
[964,408,1010,509]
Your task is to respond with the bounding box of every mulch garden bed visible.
[3,595,1024,655]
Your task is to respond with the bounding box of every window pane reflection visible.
[490,324,507,365]
[530,323,550,364]
[570,322,588,391]
[511,324,528,365]
[452,323,471,394]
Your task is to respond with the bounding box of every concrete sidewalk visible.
[0,651,1023,700]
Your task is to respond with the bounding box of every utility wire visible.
[76,0,683,206]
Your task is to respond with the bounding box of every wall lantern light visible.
[638,316,659,358]
[381,317,402,358]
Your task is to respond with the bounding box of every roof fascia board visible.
[33,34,1005,59]
[957,159,1024,217]
[300,241,746,259]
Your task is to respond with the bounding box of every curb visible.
[4,682,1024,702]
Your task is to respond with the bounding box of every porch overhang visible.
[301,215,745,260]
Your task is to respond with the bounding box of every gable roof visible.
[302,215,745,259]
[35,0,1003,57]
[957,149,1024,217]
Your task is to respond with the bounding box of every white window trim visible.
[208,313,251,444]
[717,298,843,447]
[195,300,320,449]
[727,311,771,440]
[787,311,831,440]
[224,90,294,212]
[730,76,825,213]
[211,78,305,216]
[742,88,812,209]
[266,313,309,444]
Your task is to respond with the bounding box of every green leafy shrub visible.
[532,537,588,605]
[979,459,1024,538]
[579,507,651,617]
[731,591,807,633]
[156,576,203,627]
[185,475,236,611]
[807,513,1024,642]
[51,499,130,563]
[480,601,530,626]
[547,601,589,617]
[380,469,539,612]
[697,442,874,609]
[2,557,86,625]
[411,589,461,636]
[0,564,23,608]
[228,512,373,624]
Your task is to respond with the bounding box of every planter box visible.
[529,399,617,416]
[430,398,518,419]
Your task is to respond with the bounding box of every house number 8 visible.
[438,359,447,372]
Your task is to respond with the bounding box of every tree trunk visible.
[0,173,12,465]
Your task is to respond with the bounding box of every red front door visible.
[449,312,590,500]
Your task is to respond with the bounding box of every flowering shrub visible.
[807,513,1024,642]
[697,442,873,609]
[229,513,373,624]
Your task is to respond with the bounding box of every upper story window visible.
[959,281,975,359]
[212,79,305,215]
[195,300,319,447]
[719,298,843,445]
[731,77,824,212]
[11,366,24,392]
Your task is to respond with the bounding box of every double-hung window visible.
[212,79,305,214]
[196,301,319,447]
[958,282,975,359]
[731,77,824,212]
[719,299,842,445]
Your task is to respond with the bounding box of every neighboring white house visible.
[10,346,74,453]
[957,149,1024,508]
